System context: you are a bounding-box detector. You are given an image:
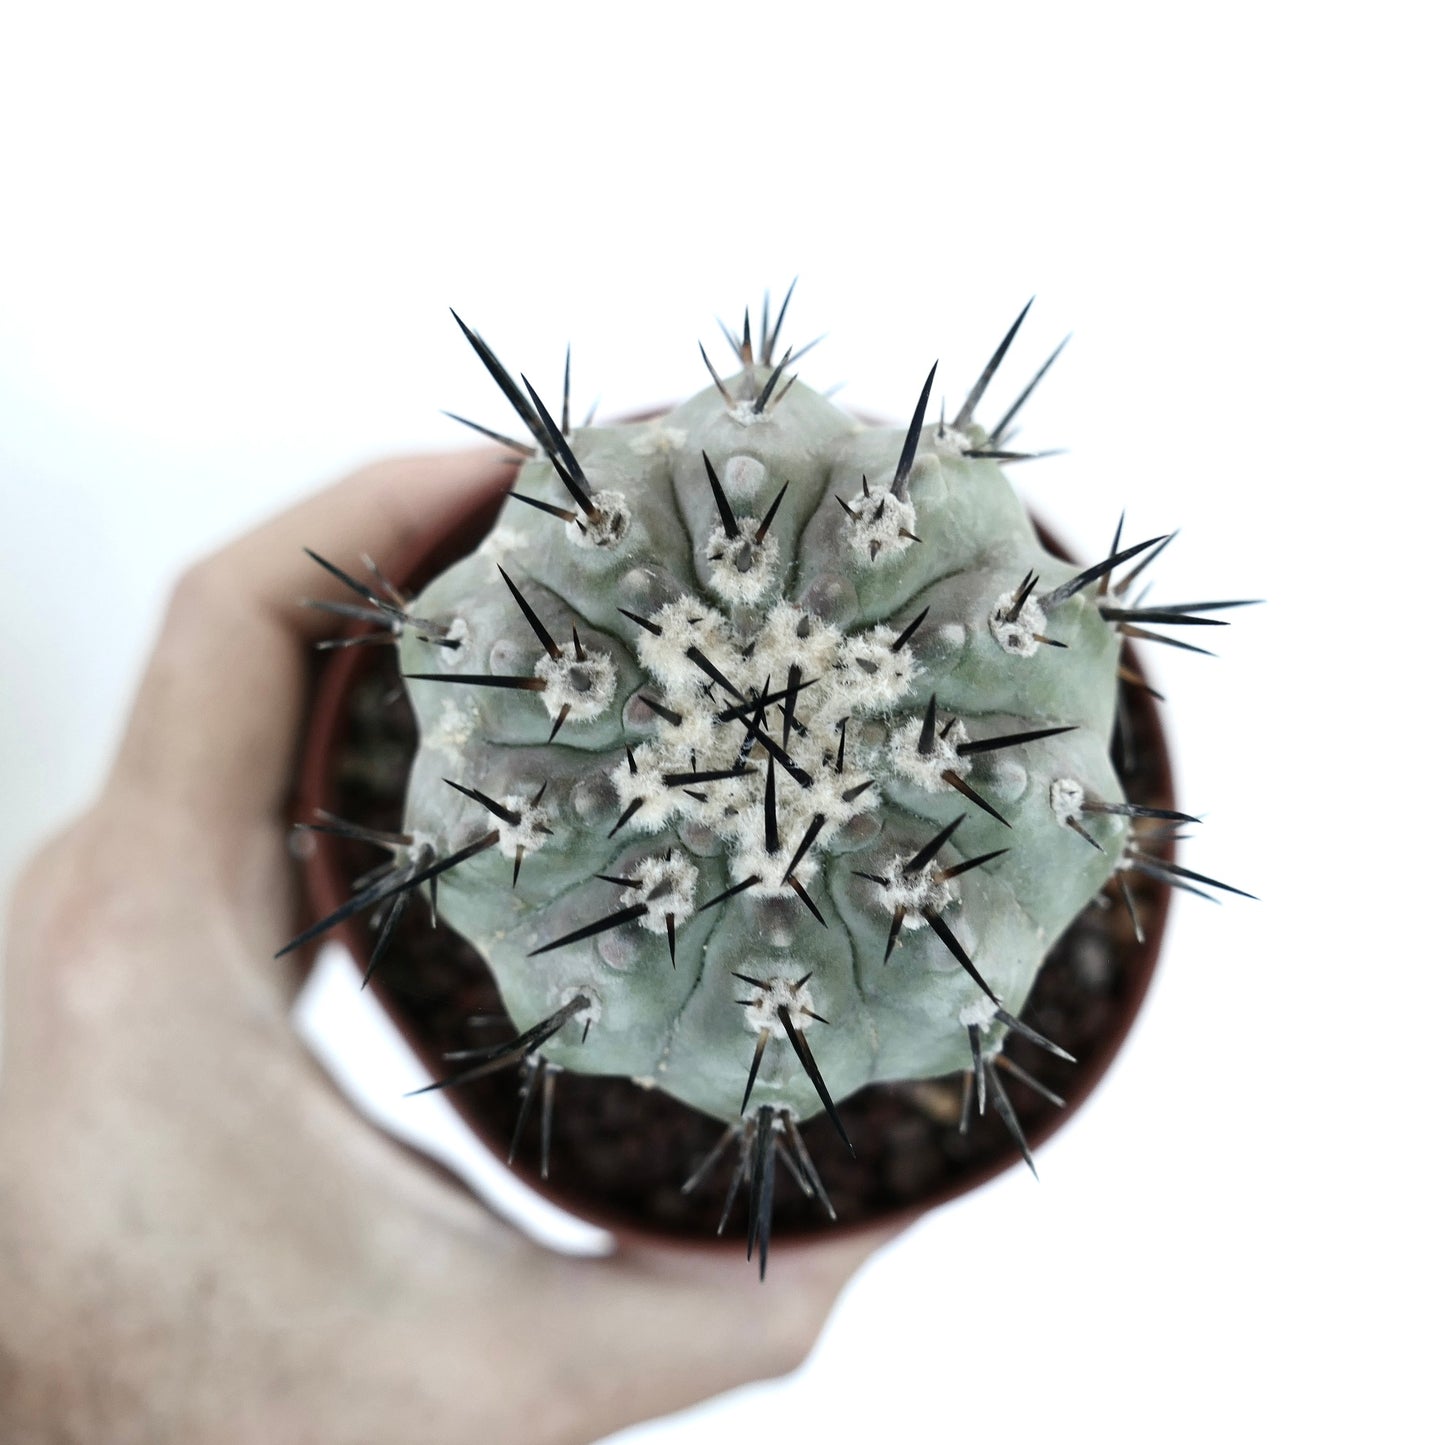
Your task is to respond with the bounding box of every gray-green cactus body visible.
[398,368,1128,1128]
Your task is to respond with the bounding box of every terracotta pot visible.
[292,472,1174,1256]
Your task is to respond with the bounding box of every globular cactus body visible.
[395,310,1139,1137]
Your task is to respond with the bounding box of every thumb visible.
[108,448,517,829]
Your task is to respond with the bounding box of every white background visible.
[2,3,1439,1441]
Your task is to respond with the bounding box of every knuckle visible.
[164,552,234,633]
[145,552,247,693]
[6,811,147,994]
[8,820,88,939]
[767,1328,819,1379]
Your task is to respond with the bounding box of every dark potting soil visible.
[315,650,1170,1243]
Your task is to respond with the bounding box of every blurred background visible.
[1,3,1437,1440]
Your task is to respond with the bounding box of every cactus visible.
[284,290,1253,1276]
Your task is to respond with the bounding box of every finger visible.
[109,448,517,828]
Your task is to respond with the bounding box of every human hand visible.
[0,450,897,1445]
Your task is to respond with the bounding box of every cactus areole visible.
[287,294,1252,1274]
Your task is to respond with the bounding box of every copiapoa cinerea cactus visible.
[283,288,1253,1277]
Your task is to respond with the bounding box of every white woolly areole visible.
[958,996,999,1028]
[1050,777,1085,826]
[633,600,736,698]
[628,696,715,757]
[842,487,917,563]
[550,984,601,1035]
[887,716,973,792]
[493,793,552,858]
[990,589,1048,657]
[633,853,699,933]
[755,603,846,683]
[865,854,953,932]
[675,767,760,841]
[704,523,781,605]
[936,423,990,460]
[837,628,915,709]
[738,975,821,1038]
[534,650,617,723]
[565,489,632,550]
[726,402,770,428]
[726,794,828,894]
[609,746,673,833]
[718,751,877,892]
